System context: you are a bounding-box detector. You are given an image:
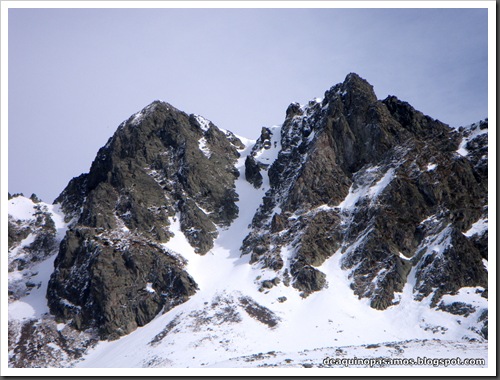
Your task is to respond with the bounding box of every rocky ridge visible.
[7,74,489,368]
[242,74,487,311]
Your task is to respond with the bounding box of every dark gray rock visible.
[29,193,42,203]
[437,302,477,317]
[413,228,487,306]
[179,199,217,255]
[241,73,488,309]
[478,310,488,339]
[55,101,242,247]
[238,296,280,328]
[252,127,273,152]
[245,155,263,188]
[47,227,197,340]
[54,174,88,224]
[291,265,327,295]
[8,220,31,251]
[48,101,243,338]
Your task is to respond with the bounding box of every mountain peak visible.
[343,72,368,86]
[8,75,488,367]
[342,72,377,102]
[122,99,178,129]
[47,102,245,339]
[243,74,487,308]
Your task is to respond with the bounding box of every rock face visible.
[47,228,197,339]
[55,102,243,251]
[242,73,488,305]
[47,101,244,339]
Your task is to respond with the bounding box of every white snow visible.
[398,252,411,261]
[439,287,487,310]
[252,125,282,167]
[198,137,211,159]
[339,167,395,211]
[426,163,437,171]
[131,111,144,126]
[417,223,453,261]
[76,135,278,369]
[47,343,60,351]
[8,233,36,263]
[145,283,155,294]
[464,217,488,237]
[129,103,164,127]
[205,339,487,368]
[456,122,487,157]
[368,168,395,198]
[8,301,36,321]
[8,253,60,320]
[482,259,488,271]
[193,114,211,132]
[193,115,217,158]
[8,196,37,220]
[8,198,70,322]
[7,121,488,372]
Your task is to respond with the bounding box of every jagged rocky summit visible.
[8,73,488,367]
[242,73,488,309]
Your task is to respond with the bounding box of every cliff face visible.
[242,73,487,310]
[48,101,244,339]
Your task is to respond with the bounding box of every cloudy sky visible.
[8,5,489,202]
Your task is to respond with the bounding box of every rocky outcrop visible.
[47,228,197,339]
[48,102,244,339]
[8,196,60,300]
[8,199,58,268]
[8,316,98,368]
[242,73,488,306]
[8,219,31,253]
[245,156,263,189]
[244,127,277,189]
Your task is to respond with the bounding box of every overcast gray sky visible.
[8,6,488,202]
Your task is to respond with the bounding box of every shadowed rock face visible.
[47,228,197,340]
[242,73,487,305]
[48,101,244,339]
[55,101,243,251]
